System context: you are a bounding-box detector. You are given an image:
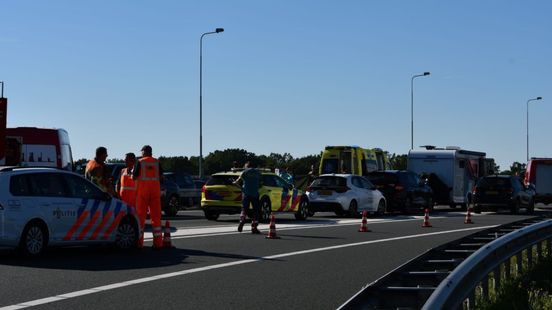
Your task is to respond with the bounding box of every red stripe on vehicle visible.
[101,212,125,240]
[278,196,290,211]
[63,210,90,241]
[289,196,302,211]
[77,211,101,240]
[89,211,113,240]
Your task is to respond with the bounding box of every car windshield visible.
[477,177,511,189]
[206,175,238,186]
[367,173,397,185]
[311,176,347,187]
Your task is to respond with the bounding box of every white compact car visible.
[0,167,140,256]
[306,174,386,217]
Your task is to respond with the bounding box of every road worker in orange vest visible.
[133,145,163,249]
[85,146,119,198]
[117,152,137,208]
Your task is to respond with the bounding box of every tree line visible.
[75,149,524,177]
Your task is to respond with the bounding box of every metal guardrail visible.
[338,217,550,309]
[423,219,552,310]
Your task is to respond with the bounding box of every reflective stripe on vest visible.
[120,169,137,191]
[138,159,160,182]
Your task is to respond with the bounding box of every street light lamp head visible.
[537,96,542,100]
[216,28,224,33]
[423,72,430,76]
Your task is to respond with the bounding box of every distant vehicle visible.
[319,146,391,176]
[473,175,535,214]
[0,166,140,256]
[367,170,433,213]
[2,127,74,171]
[201,170,309,222]
[524,158,552,205]
[306,174,386,217]
[408,146,492,209]
[163,172,202,207]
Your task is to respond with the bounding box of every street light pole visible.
[526,96,542,162]
[199,27,224,179]
[411,72,430,150]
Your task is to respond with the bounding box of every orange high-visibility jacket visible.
[136,156,161,195]
[119,167,137,207]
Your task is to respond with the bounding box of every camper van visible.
[525,158,552,205]
[408,146,489,209]
[319,146,391,176]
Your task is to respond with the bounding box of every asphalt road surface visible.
[1,205,550,310]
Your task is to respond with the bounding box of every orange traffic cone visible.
[358,210,371,232]
[464,207,474,224]
[162,220,174,248]
[265,213,280,239]
[422,208,432,227]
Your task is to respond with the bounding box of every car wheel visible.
[349,200,359,218]
[19,221,48,256]
[376,200,386,216]
[527,199,535,214]
[294,199,309,221]
[260,198,271,223]
[115,218,138,249]
[510,200,520,214]
[164,195,180,217]
[204,210,220,221]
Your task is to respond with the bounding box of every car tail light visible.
[395,185,404,192]
[335,186,350,193]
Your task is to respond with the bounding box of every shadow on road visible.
[0,246,275,271]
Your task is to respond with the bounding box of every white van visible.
[408,146,489,209]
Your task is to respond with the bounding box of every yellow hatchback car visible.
[201,170,309,222]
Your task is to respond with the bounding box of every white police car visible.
[0,167,140,255]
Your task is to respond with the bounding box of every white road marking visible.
[1,225,497,310]
[144,214,469,240]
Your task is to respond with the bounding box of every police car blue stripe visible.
[89,200,101,218]
[77,199,89,218]
[113,201,122,217]
[102,200,112,218]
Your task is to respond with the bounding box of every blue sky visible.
[1,1,551,171]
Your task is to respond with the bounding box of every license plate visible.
[318,190,332,196]
[485,191,498,195]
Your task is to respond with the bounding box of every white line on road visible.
[0,225,497,310]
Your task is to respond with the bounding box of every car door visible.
[262,175,283,212]
[352,176,371,210]
[62,173,118,242]
[26,172,76,242]
[360,177,377,211]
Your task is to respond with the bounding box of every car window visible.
[206,175,238,186]
[360,177,374,189]
[311,176,347,187]
[9,174,32,196]
[262,175,278,187]
[351,177,364,188]
[27,173,69,197]
[63,173,106,199]
[274,176,288,188]
[367,173,397,185]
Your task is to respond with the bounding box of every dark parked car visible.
[473,175,535,214]
[367,170,433,213]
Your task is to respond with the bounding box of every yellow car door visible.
[261,175,283,212]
